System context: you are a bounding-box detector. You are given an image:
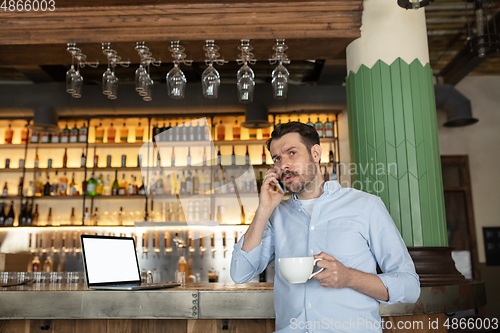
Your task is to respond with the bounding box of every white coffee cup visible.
[278,257,324,284]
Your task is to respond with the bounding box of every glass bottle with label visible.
[329,143,335,164]
[171,147,175,167]
[96,173,104,195]
[306,117,314,127]
[262,146,267,165]
[232,120,240,140]
[31,130,39,143]
[69,173,76,196]
[262,126,270,140]
[80,149,86,168]
[187,147,191,166]
[51,171,59,196]
[135,122,144,142]
[107,123,116,143]
[61,124,70,143]
[314,118,323,138]
[120,123,128,143]
[249,128,257,140]
[245,145,250,165]
[21,125,28,144]
[70,123,79,143]
[34,148,39,168]
[79,122,88,143]
[62,148,68,168]
[324,117,333,138]
[43,173,51,196]
[69,207,76,225]
[51,130,60,144]
[59,172,68,196]
[2,182,8,196]
[112,171,119,195]
[5,124,13,144]
[217,121,225,141]
[119,174,127,195]
[46,207,53,225]
[202,146,207,166]
[103,174,111,196]
[31,256,41,273]
[87,172,96,196]
[95,123,104,143]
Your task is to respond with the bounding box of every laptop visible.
[81,235,180,290]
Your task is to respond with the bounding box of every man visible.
[230,122,420,333]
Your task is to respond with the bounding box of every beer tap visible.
[42,233,50,253]
[188,231,195,253]
[199,231,206,257]
[153,232,160,258]
[142,233,149,259]
[211,233,216,258]
[29,233,35,254]
[164,232,172,254]
[173,232,185,250]
[222,231,227,258]
[74,232,82,254]
[62,234,69,253]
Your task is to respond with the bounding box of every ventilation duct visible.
[241,103,272,129]
[434,85,478,127]
[29,106,60,132]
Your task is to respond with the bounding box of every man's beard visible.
[282,156,318,194]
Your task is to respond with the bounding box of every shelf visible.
[0,168,24,173]
[0,223,250,229]
[0,138,336,151]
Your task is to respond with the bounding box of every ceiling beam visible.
[0,1,362,45]
[438,11,500,85]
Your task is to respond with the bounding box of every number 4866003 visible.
[1,0,56,11]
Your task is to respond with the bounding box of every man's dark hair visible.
[265,121,320,155]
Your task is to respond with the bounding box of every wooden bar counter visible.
[0,281,486,333]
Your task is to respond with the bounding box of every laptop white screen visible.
[82,237,140,285]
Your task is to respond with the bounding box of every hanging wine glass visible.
[107,72,118,99]
[138,72,150,97]
[135,65,147,92]
[71,71,83,98]
[143,78,153,102]
[202,63,220,99]
[272,63,289,99]
[66,65,77,93]
[166,64,186,99]
[237,63,255,103]
[102,68,114,96]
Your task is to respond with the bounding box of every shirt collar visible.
[291,180,341,203]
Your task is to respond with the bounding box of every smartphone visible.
[275,178,286,194]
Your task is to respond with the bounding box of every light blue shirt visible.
[230,180,420,333]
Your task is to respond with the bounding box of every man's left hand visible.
[313,252,352,289]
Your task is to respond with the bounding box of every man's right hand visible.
[259,167,285,212]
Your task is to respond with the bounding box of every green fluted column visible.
[346,58,448,247]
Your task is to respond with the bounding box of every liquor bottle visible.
[160,122,167,142]
[31,129,39,143]
[69,207,76,225]
[84,207,91,225]
[180,170,186,195]
[228,175,235,193]
[231,145,236,165]
[43,173,51,196]
[112,171,119,195]
[5,201,15,226]
[171,147,175,167]
[262,126,270,139]
[2,182,8,196]
[194,121,201,141]
[262,146,266,165]
[329,143,334,164]
[193,169,199,195]
[107,123,116,143]
[167,122,173,142]
[80,149,86,168]
[96,173,103,195]
[186,171,192,195]
[138,177,146,195]
[0,203,5,226]
[156,151,161,167]
[70,123,79,143]
[275,118,282,130]
[51,131,59,144]
[62,148,68,168]
[61,124,70,143]
[34,172,43,196]
[21,125,28,144]
[79,122,88,143]
[59,172,68,196]
[31,256,41,272]
[18,202,26,226]
[40,130,50,143]
[217,121,225,141]
[217,146,221,166]
[331,165,337,181]
[51,171,59,195]
[46,207,53,226]
[120,123,128,143]
[306,117,314,127]
[137,154,142,167]
[5,124,13,144]
[181,122,187,142]
[92,207,100,225]
[136,122,144,142]
[156,172,164,195]
[117,207,124,225]
[249,128,257,140]
[174,122,180,141]
[188,122,195,141]
[153,123,160,141]
[323,166,330,182]
[202,146,207,166]
[17,177,23,196]
[232,120,241,140]
[314,118,323,138]
[324,117,333,138]
[93,153,99,168]
[32,204,38,225]
[95,123,104,143]
[258,171,263,193]
[34,148,39,168]
[87,172,96,196]
[69,173,76,196]
[245,145,250,165]
[103,174,111,196]
[204,122,211,141]
[127,175,136,196]
[187,147,191,167]
[119,174,127,195]
[213,169,221,194]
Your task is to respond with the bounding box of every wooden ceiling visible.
[0,0,499,85]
